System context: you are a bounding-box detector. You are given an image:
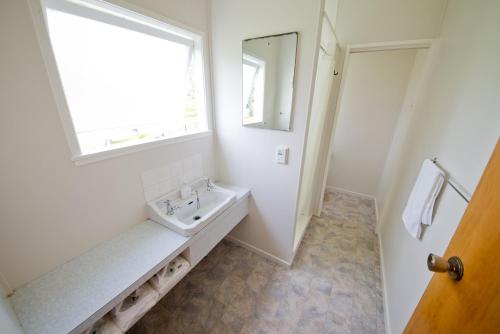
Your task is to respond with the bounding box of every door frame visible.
[318,39,436,219]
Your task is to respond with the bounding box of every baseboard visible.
[225,236,292,268]
[326,185,374,200]
[378,235,391,334]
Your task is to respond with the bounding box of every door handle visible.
[427,253,464,281]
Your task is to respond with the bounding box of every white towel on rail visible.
[402,159,445,239]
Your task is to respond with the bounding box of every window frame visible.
[28,0,213,165]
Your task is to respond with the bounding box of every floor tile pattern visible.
[129,190,384,333]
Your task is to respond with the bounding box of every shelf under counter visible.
[10,185,249,334]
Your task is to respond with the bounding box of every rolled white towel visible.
[402,159,445,239]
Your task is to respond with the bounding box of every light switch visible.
[276,146,289,164]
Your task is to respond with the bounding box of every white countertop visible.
[10,184,249,334]
[215,183,250,202]
[11,222,189,334]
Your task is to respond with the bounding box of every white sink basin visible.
[147,181,236,236]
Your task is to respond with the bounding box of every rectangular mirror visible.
[242,32,298,131]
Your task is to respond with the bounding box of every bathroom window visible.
[242,54,265,125]
[36,0,210,161]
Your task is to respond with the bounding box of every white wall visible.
[325,0,448,199]
[327,49,417,196]
[0,0,214,290]
[379,0,500,332]
[336,0,447,45]
[375,48,430,219]
[211,0,322,263]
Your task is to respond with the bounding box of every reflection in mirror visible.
[242,32,297,131]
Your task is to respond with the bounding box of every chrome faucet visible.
[165,200,180,216]
[195,190,200,209]
[205,177,215,192]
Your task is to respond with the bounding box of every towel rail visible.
[431,158,471,203]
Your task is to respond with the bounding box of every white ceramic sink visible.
[147,181,236,236]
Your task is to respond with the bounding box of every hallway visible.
[130,189,384,333]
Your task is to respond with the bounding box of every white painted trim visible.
[43,0,195,47]
[315,44,343,217]
[225,236,292,268]
[73,131,212,166]
[292,214,312,255]
[378,234,391,334]
[326,185,374,200]
[29,0,82,156]
[313,46,351,218]
[290,223,308,265]
[348,39,434,53]
[27,0,215,165]
[291,0,325,259]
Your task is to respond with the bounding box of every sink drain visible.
[193,215,201,221]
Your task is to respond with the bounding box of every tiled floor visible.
[129,190,384,333]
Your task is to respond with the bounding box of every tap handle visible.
[165,200,174,215]
[205,177,214,190]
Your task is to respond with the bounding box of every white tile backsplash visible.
[171,161,183,178]
[193,154,203,178]
[141,154,204,201]
[159,180,171,195]
[144,184,161,202]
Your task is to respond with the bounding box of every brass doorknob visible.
[427,253,464,281]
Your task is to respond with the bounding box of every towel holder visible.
[431,157,471,203]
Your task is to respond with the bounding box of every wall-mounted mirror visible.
[242,32,298,131]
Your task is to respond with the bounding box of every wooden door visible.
[405,139,500,333]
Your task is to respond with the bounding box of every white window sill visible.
[72,131,212,166]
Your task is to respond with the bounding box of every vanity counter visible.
[10,185,249,334]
